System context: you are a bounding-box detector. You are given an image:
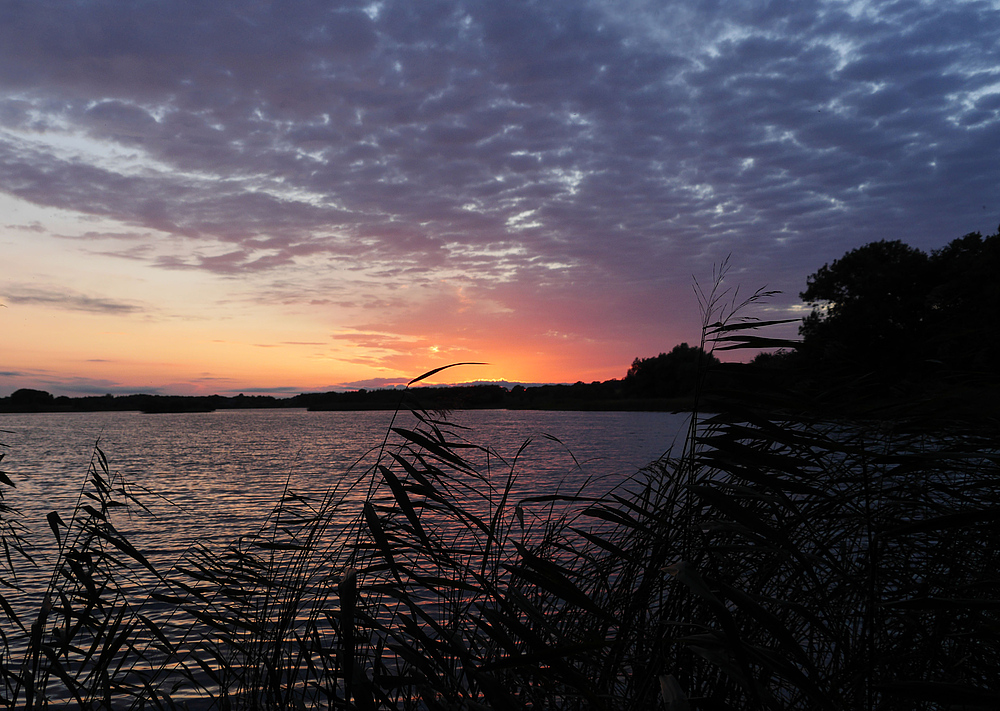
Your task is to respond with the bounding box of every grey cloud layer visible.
[1,285,143,314]
[1,0,997,318]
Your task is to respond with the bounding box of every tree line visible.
[750,226,1000,418]
[797,228,999,380]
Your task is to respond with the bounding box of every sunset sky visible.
[2,0,998,396]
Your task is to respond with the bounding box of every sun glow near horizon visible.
[1,228,693,397]
[1,195,703,396]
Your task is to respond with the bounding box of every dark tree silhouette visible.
[8,388,56,412]
[799,239,931,378]
[799,228,1000,386]
[624,343,719,398]
[925,230,1000,374]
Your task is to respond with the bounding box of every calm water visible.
[0,408,688,580]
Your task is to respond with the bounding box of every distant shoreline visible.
[8,370,997,423]
[0,384,706,415]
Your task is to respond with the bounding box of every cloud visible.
[0,285,144,314]
[338,377,410,390]
[4,221,45,232]
[220,386,320,396]
[1,376,166,398]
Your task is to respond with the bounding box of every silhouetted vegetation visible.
[699,226,1000,423]
[0,391,291,413]
[799,238,931,379]
[623,343,720,399]
[795,227,1000,403]
[6,388,56,412]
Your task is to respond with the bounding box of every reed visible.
[0,296,998,709]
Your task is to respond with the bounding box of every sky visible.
[1,0,998,397]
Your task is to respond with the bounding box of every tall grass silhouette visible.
[0,281,998,709]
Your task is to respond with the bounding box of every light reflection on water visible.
[1,408,687,552]
[0,407,688,704]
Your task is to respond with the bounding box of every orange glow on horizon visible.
[1,216,700,398]
[1,296,677,396]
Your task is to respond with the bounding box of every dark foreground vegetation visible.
[0,232,998,708]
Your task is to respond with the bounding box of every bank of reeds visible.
[1,293,998,709]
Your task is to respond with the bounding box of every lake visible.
[0,408,690,601]
[0,408,691,706]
